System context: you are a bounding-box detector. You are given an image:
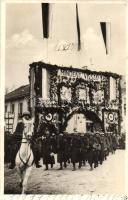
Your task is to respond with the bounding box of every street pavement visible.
[4,150,126,194]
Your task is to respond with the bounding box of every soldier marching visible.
[8,112,119,171]
[40,130,119,171]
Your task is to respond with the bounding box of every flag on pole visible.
[41,3,49,38]
[76,4,81,51]
[100,22,107,53]
[100,22,110,54]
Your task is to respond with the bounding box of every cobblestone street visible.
[4,150,125,194]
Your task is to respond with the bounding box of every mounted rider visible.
[9,114,24,169]
[9,111,41,169]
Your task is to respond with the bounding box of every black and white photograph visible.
[1,0,127,196]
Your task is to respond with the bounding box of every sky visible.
[5,3,127,91]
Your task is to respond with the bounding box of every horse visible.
[15,126,34,194]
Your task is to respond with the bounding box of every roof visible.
[5,85,29,102]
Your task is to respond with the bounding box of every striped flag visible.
[100,22,107,53]
[76,4,81,50]
[41,3,49,38]
[100,22,110,54]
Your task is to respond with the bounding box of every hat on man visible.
[22,111,31,117]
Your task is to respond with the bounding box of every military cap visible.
[22,111,31,117]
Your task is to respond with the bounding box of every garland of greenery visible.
[29,61,122,135]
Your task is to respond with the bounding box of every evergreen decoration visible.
[29,61,122,135]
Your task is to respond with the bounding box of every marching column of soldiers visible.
[7,112,121,170]
[35,128,119,171]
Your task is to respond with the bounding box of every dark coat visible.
[86,136,93,163]
[108,135,113,153]
[80,136,89,161]
[112,135,118,151]
[70,136,82,163]
[41,137,55,165]
[98,139,105,163]
[31,137,42,161]
[87,136,99,165]
[50,135,57,154]
[13,121,24,141]
[57,135,69,163]
[11,121,24,151]
[9,121,24,164]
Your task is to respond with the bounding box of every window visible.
[11,104,15,113]
[5,105,7,112]
[18,103,23,115]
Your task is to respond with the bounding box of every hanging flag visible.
[100,22,107,53]
[100,22,110,54]
[41,3,49,38]
[76,4,81,51]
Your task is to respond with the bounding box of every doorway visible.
[65,113,93,134]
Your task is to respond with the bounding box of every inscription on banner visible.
[57,69,106,82]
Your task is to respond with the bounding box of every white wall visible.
[47,3,126,75]
[110,77,116,101]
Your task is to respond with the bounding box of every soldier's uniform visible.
[119,134,125,149]
[88,133,98,170]
[111,134,118,153]
[77,134,84,169]
[57,133,68,169]
[70,133,82,171]
[41,134,55,170]
[31,136,42,168]
[80,135,88,166]
[98,135,105,165]
[107,133,113,154]
[93,136,101,168]
[65,133,72,163]
[102,136,108,160]
[50,133,57,154]
[104,134,110,157]
[9,118,24,169]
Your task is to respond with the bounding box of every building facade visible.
[120,77,126,134]
[29,62,122,136]
[5,85,29,133]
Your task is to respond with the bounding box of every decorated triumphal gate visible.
[29,62,122,135]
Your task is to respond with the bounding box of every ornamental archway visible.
[29,62,122,135]
[61,108,103,134]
